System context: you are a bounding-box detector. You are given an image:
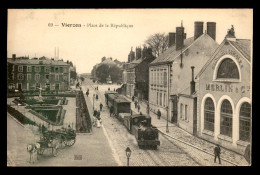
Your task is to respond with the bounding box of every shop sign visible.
[212,49,243,69]
[206,83,250,94]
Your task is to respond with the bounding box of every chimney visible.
[194,21,204,40]
[12,54,16,59]
[176,26,184,50]
[207,22,216,40]
[190,66,195,95]
[225,25,236,42]
[168,32,176,47]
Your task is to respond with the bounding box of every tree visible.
[145,33,169,57]
[96,64,122,83]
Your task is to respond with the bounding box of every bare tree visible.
[145,33,169,57]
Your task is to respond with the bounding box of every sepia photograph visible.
[7,8,252,166]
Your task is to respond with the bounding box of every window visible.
[55,83,59,90]
[157,70,159,85]
[185,105,188,120]
[60,67,63,73]
[45,74,49,80]
[63,76,67,81]
[163,94,166,107]
[55,67,59,73]
[36,83,40,89]
[51,66,54,72]
[27,66,32,72]
[239,102,251,142]
[27,74,32,81]
[17,73,24,80]
[11,73,14,80]
[164,71,167,87]
[204,98,215,132]
[157,92,159,105]
[180,103,183,119]
[217,58,239,79]
[35,66,40,72]
[12,65,15,72]
[55,74,59,81]
[35,74,40,81]
[45,67,50,73]
[18,65,23,72]
[63,67,67,73]
[160,93,162,106]
[220,100,233,137]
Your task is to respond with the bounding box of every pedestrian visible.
[86,90,89,97]
[97,86,98,90]
[110,106,113,117]
[146,103,150,115]
[132,96,135,102]
[137,103,140,112]
[93,109,97,117]
[97,110,101,120]
[214,144,221,164]
[108,87,110,91]
[134,101,138,108]
[157,109,161,119]
[100,103,103,111]
[96,94,99,100]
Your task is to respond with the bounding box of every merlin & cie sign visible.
[206,83,250,94]
[212,49,243,69]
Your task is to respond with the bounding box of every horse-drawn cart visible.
[36,128,76,157]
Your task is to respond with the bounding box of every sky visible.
[7,9,253,74]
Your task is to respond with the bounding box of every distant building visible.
[7,55,70,92]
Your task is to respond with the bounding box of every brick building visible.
[7,55,70,92]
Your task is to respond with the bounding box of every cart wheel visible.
[65,139,76,147]
[57,134,67,149]
[37,147,45,155]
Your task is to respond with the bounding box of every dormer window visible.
[217,58,239,79]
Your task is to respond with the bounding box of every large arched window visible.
[204,98,215,132]
[239,102,251,142]
[217,58,239,79]
[220,99,233,137]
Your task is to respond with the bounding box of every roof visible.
[178,85,197,98]
[130,114,150,119]
[7,58,69,66]
[150,36,195,65]
[196,38,251,78]
[228,39,251,62]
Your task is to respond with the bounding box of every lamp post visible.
[125,147,131,166]
[93,94,95,110]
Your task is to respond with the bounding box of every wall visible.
[197,40,251,154]
[178,95,194,134]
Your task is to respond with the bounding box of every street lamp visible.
[125,147,131,166]
[93,94,95,110]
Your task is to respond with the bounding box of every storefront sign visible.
[206,83,250,94]
[212,49,243,69]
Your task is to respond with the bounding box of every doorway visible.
[171,95,178,124]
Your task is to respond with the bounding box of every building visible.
[7,54,70,92]
[149,21,219,127]
[123,46,155,100]
[195,25,252,155]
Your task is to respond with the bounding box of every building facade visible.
[196,27,252,155]
[7,55,70,92]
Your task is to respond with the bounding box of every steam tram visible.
[104,92,160,149]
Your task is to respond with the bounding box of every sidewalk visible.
[127,96,249,166]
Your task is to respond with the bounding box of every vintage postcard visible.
[7,9,252,166]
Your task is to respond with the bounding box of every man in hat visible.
[214,144,221,164]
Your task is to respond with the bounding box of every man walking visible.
[137,103,140,112]
[86,90,89,97]
[214,144,221,164]
[134,101,138,108]
[132,96,135,102]
[100,103,103,111]
[110,106,113,117]
[157,109,161,120]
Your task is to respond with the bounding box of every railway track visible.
[82,79,201,166]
